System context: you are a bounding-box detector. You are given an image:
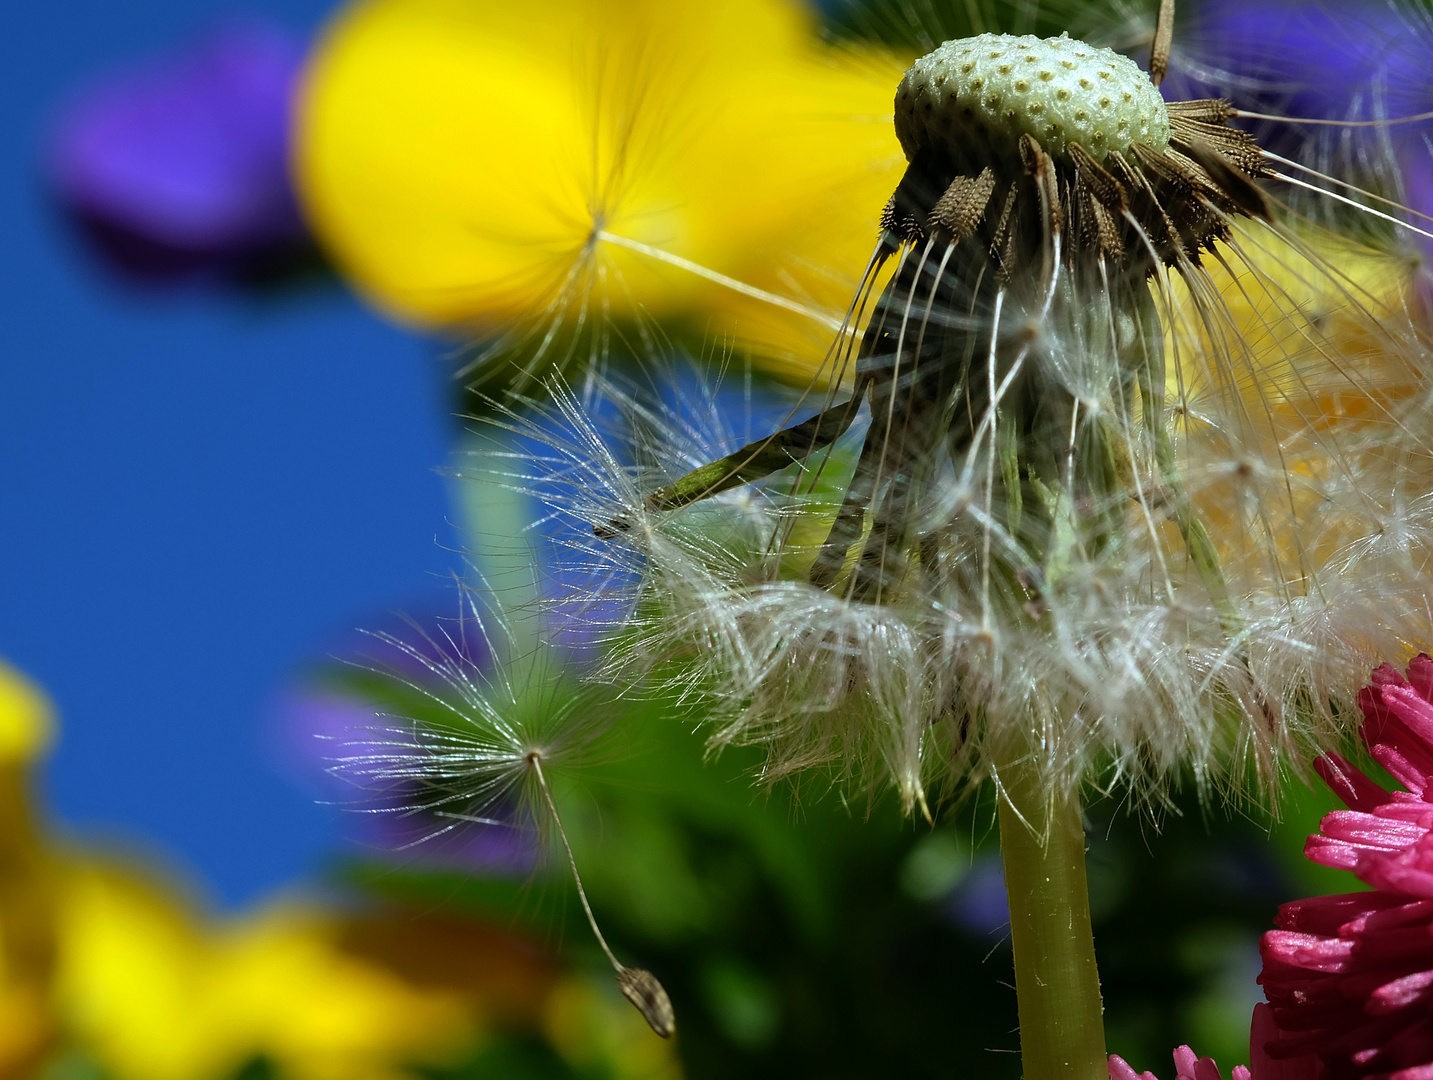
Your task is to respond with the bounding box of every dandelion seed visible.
[329,589,674,1037]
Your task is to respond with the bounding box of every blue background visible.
[0,0,458,906]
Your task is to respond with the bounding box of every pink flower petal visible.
[1369,968,1433,1012]
[1262,929,1356,971]
[1407,654,1433,703]
[1109,1054,1159,1080]
[1316,753,1392,812]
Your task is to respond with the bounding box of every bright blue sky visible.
[0,0,459,906]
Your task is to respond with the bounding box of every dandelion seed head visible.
[524,256,1433,810]
[896,32,1169,163]
[459,14,1433,815]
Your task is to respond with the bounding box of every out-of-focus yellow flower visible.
[544,974,682,1080]
[0,658,674,1080]
[1166,223,1427,588]
[0,658,54,764]
[295,0,908,382]
[0,659,58,1078]
[52,865,532,1080]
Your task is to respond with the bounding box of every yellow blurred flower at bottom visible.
[0,658,54,765]
[544,974,682,1080]
[51,863,546,1080]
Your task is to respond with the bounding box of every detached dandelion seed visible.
[331,591,674,1037]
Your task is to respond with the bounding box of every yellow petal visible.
[295,0,908,380]
[0,658,54,764]
[52,864,515,1080]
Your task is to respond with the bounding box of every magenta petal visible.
[1275,891,1398,935]
[1372,663,1410,691]
[1304,833,1367,870]
[1384,683,1433,754]
[1319,810,1427,850]
[1249,1003,1322,1080]
[1109,1055,1158,1080]
[1407,654,1433,703]
[1173,1046,1199,1077]
[1363,861,1433,897]
[1369,968,1433,1012]
[1263,929,1356,971]
[1316,752,1392,812]
[1373,745,1430,797]
[1191,1056,1227,1080]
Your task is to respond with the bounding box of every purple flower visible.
[46,18,310,281]
[942,854,1010,937]
[1177,1,1433,248]
[1183,2,1430,123]
[266,601,553,876]
[273,686,539,875]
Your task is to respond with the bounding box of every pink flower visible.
[1257,655,1433,1078]
[1109,1045,1253,1080]
[1107,1003,1325,1079]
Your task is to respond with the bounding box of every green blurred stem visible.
[455,429,542,668]
[996,743,1106,1080]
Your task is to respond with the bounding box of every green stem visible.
[996,745,1107,1080]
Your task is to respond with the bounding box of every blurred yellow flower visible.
[0,657,678,1080]
[0,658,54,765]
[544,974,682,1080]
[53,865,549,1080]
[294,0,908,382]
[0,659,58,1078]
[1167,224,1428,576]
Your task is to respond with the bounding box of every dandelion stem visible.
[996,742,1107,1080]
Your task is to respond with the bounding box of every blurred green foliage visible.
[321,660,1348,1078]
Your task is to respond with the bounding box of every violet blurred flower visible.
[267,603,549,876]
[1179,1,1433,248]
[1256,655,1433,1077]
[942,854,1010,938]
[274,687,539,874]
[1184,1,1430,122]
[46,18,311,282]
[1109,1045,1253,1080]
